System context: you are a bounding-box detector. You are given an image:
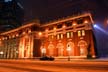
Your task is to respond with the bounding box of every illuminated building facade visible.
[0,13,96,59]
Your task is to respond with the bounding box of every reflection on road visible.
[0,60,108,72]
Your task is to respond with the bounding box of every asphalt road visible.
[0,59,108,72]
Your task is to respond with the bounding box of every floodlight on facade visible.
[93,24,97,28]
[38,32,42,36]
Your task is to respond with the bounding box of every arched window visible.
[56,43,64,56]
[78,31,81,37]
[82,30,85,36]
[78,40,87,56]
[66,42,74,56]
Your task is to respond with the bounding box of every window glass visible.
[67,32,70,38]
[57,34,63,39]
[61,34,63,39]
[82,30,85,36]
[57,34,60,40]
[67,32,73,38]
[78,31,81,37]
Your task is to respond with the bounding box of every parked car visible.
[40,56,55,61]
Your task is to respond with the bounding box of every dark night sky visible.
[17,0,69,23]
[17,0,108,23]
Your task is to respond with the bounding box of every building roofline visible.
[0,22,39,35]
[0,13,94,35]
[41,13,94,27]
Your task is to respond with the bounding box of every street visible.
[0,59,108,72]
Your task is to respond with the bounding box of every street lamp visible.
[0,51,3,55]
[38,32,42,37]
[67,45,71,61]
[38,32,47,57]
[41,47,46,57]
[0,51,4,58]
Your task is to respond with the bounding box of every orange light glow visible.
[38,32,42,36]
[9,36,11,39]
[73,23,76,26]
[28,29,31,33]
[2,37,4,40]
[16,34,19,37]
[84,20,88,23]
[22,32,26,35]
[67,46,71,51]
[45,29,48,32]
[62,25,66,28]
[12,35,15,38]
[0,51,3,54]
[5,37,7,40]
[53,27,56,30]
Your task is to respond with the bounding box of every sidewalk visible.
[0,57,108,62]
[53,57,108,62]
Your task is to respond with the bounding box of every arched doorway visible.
[56,43,64,56]
[48,44,54,56]
[66,42,74,56]
[78,40,87,56]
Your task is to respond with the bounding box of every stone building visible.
[0,13,96,59]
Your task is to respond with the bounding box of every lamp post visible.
[38,31,43,57]
[67,45,71,61]
[0,51,3,55]
[38,32,42,37]
[41,47,46,57]
[0,51,4,58]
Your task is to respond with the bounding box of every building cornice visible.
[41,13,94,27]
[0,22,39,35]
[0,13,94,36]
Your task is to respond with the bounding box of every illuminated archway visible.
[66,42,74,56]
[78,40,87,56]
[56,43,64,56]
